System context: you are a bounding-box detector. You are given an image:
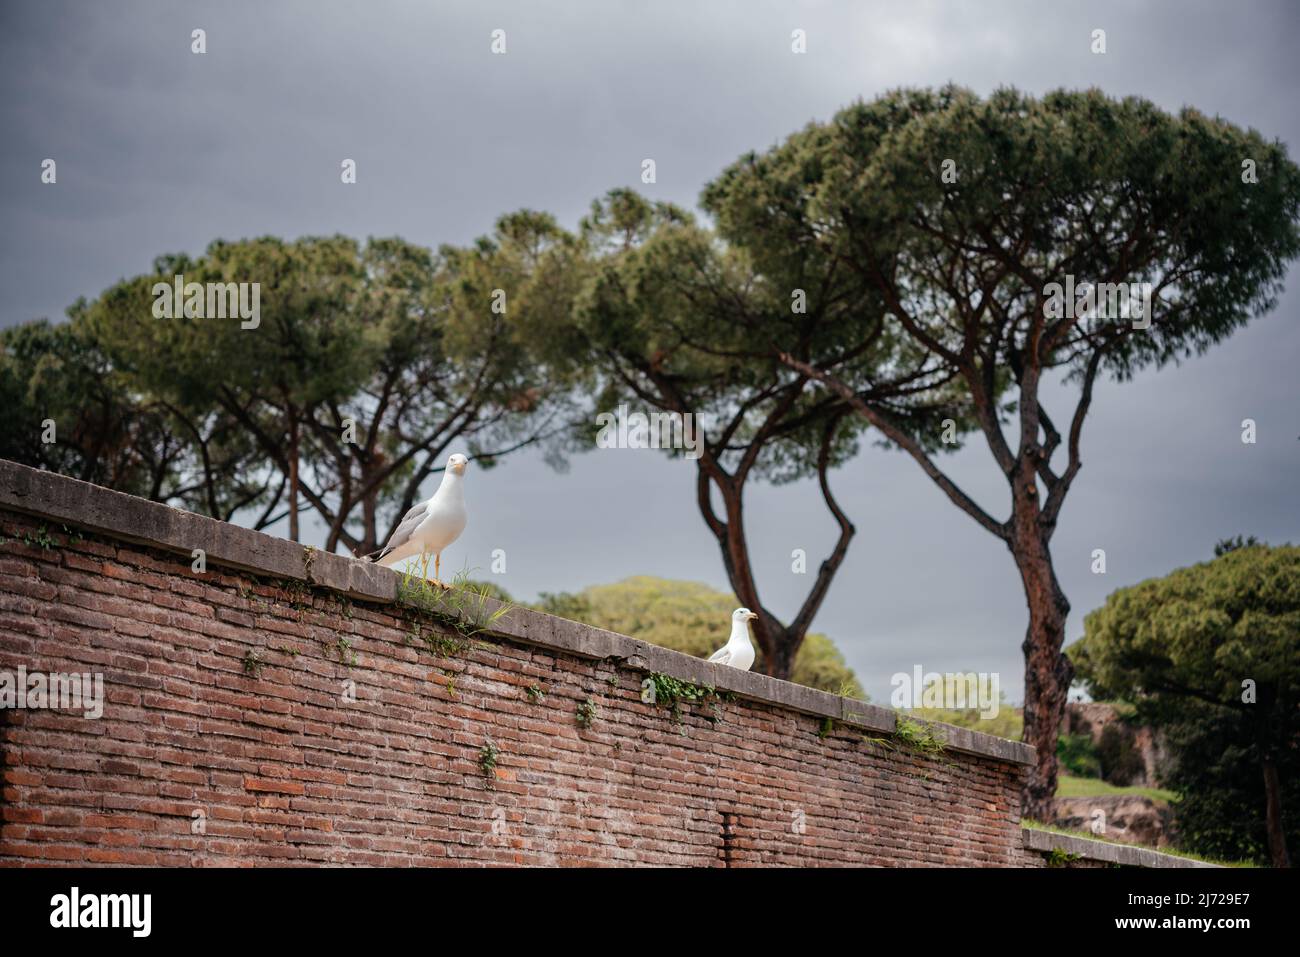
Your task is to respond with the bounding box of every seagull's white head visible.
[448,453,469,475]
[733,607,758,622]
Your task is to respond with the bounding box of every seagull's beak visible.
[451,460,467,475]
[746,611,759,621]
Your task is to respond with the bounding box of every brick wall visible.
[0,460,1037,867]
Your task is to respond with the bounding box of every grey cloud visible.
[2,0,1297,703]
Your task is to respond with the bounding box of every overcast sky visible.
[3,0,1298,704]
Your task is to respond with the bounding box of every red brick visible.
[0,505,1034,868]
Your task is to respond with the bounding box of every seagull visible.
[707,608,758,671]
[369,453,469,584]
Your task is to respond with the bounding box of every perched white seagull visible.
[371,453,469,583]
[707,608,758,671]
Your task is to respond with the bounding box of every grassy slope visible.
[1056,774,1177,804]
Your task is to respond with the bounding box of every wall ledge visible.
[0,458,1034,767]
[1023,827,1221,868]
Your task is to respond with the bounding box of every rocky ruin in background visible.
[1053,702,1174,847]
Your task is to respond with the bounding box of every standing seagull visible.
[370,453,469,584]
[707,608,758,671]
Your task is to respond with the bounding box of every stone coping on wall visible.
[0,458,1034,768]
[1023,827,1221,868]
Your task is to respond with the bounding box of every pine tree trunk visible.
[1010,484,1074,820]
[1262,757,1291,867]
[361,489,377,556]
[759,626,798,681]
[287,415,300,543]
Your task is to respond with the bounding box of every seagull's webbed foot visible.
[427,553,446,589]
[423,553,452,590]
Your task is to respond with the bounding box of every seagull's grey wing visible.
[707,646,732,665]
[377,501,428,557]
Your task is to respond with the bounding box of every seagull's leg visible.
[434,552,441,586]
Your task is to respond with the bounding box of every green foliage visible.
[526,684,544,704]
[0,318,259,511]
[504,187,955,680]
[1215,535,1260,557]
[535,576,865,698]
[1096,723,1145,786]
[646,672,725,724]
[533,590,592,621]
[25,233,561,550]
[1072,543,1300,864]
[1160,702,1300,865]
[1046,847,1084,868]
[398,568,512,643]
[22,525,56,551]
[411,627,470,660]
[891,717,948,758]
[706,86,1300,386]
[79,238,375,536]
[870,717,949,763]
[463,579,515,603]
[904,693,1022,741]
[1056,774,1176,804]
[699,85,1300,799]
[477,741,499,786]
[241,650,263,678]
[334,638,357,668]
[1072,544,1300,717]
[1057,733,1102,779]
[575,698,597,729]
[647,672,712,707]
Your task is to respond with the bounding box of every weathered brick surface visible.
[0,470,1034,867]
